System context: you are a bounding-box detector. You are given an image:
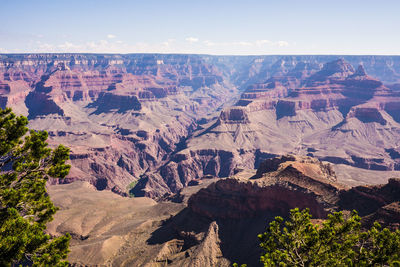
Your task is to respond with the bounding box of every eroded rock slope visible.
[0,54,239,194]
[136,58,400,197]
[1,54,400,196]
[48,155,400,266]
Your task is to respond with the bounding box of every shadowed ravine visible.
[2,54,400,199]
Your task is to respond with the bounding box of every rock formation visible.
[47,156,400,266]
[134,58,400,198]
[155,156,400,266]
[1,54,400,196]
[0,54,239,194]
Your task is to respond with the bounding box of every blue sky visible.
[1,0,399,55]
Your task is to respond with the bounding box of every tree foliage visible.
[0,108,71,266]
[258,208,400,266]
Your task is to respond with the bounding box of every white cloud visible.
[57,41,82,50]
[255,40,272,46]
[162,39,176,47]
[185,37,199,43]
[203,40,253,47]
[203,40,215,47]
[277,41,289,47]
[107,34,116,39]
[202,40,289,48]
[22,38,291,55]
[36,42,56,52]
[236,41,252,46]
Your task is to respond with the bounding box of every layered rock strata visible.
[48,156,400,266]
[2,54,400,196]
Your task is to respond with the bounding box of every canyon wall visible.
[48,155,400,266]
[133,58,400,197]
[1,54,400,196]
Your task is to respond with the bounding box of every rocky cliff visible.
[0,54,243,194]
[49,156,400,266]
[155,156,400,266]
[2,54,400,196]
[189,155,343,219]
[134,57,400,198]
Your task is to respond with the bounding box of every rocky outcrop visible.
[131,149,237,198]
[347,107,387,125]
[362,202,400,230]
[235,60,391,116]
[218,108,249,123]
[130,156,400,266]
[305,58,354,83]
[47,156,400,266]
[25,91,64,119]
[189,155,343,219]
[241,81,289,100]
[350,64,367,77]
[255,154,336,179]
[87,92,141,114]
[339,178,400,216]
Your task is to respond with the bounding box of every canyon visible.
[47,155,400,266]
[2,53,400,266]
[131,57,400,198]
[2,54,400,197]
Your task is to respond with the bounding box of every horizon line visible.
[1,52,400,57]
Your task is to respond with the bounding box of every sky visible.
[0,0,399,55]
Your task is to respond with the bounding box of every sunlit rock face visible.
[1,54,400,196]
[0,54,237,194]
